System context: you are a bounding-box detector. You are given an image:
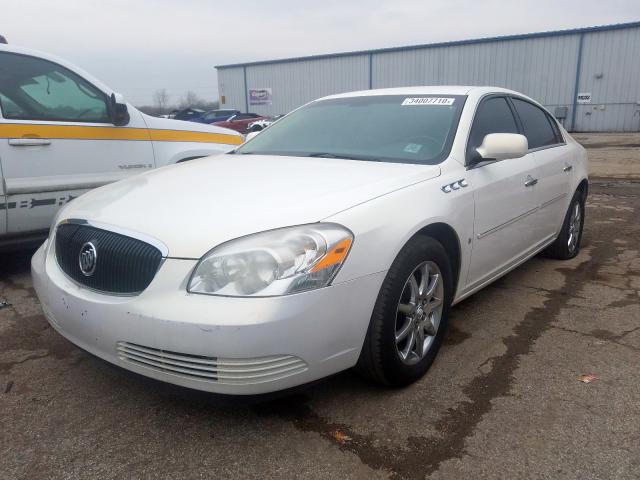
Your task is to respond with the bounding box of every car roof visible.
[321,86,521,100]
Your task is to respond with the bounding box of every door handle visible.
[524,176,538,187]
[8,138,52,146]
[563,164,573,172]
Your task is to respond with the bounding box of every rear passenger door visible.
[510,97,573,241]
[0,51,154,235]
[465,95,542,289]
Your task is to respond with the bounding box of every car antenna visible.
[0,35,7,44]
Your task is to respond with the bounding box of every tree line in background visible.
[136,89,219,117]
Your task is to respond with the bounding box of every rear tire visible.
[545,190,585,260]
[357,236,453,387]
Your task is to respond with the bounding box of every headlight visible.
[187,223,353,297]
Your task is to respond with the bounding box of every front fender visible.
[326,176,474,297]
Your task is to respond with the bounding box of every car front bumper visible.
[31,243,385,395]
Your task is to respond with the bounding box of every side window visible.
[467,96,519,157]
[0,92,26,117]
[546,112,564,144]
[0,52,109,123]
[511,98,558,149]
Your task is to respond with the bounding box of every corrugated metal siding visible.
[372,35,580,108]
[217,24,640,131]
[243,55,369,116]
[218,67,246,112]
[575,28,640,132]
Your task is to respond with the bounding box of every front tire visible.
[545,190,585,260]
[357,236,453,387]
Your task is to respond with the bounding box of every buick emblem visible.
[79,242,98,277]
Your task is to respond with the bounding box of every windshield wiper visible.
[231,151,370,160]
[307,152,361,160]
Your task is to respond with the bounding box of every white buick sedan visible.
[32,87,588,395]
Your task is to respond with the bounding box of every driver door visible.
[465,95,542,289]
[0,51,154,235]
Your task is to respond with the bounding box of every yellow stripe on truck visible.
[147,128,242,144]
[0,123,243,145]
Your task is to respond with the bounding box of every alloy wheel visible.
[395,261,444,365]
[567,202,582,253]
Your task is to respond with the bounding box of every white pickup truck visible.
[0,42,242,250]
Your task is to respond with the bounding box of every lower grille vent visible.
[117,342,307,385]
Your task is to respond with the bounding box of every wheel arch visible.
[413,222,462,297]
[577,178,589,201]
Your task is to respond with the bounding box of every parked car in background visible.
[248,114,284,132]
[0,43,242,250]
[32,86,588,395]
[212,113,264,134]
[191,109,241,124]
[169,107,205,121]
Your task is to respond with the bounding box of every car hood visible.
[59,155,441,258]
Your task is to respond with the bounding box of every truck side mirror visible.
[109,93,130,126]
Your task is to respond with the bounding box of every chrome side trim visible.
[526,142,567,154]
[57,218,170,257]
[476,206,539,240]
[540,192,567,210]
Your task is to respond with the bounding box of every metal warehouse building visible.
[216,21,640,132]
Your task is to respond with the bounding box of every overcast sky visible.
[4,0,638,106]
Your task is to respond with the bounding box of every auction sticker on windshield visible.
[401,97,455,106]
[404,143,423,153]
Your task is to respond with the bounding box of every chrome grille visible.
[55,223,163,295]
[116,342,308,385]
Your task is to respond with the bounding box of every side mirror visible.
[476,133,528,161]
[108,93,130,126]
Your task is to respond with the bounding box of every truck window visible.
[0,51,109,123]
[0,92,26,117]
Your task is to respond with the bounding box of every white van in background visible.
[0,43,243,250]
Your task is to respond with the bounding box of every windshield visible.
[235,95,466,164]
